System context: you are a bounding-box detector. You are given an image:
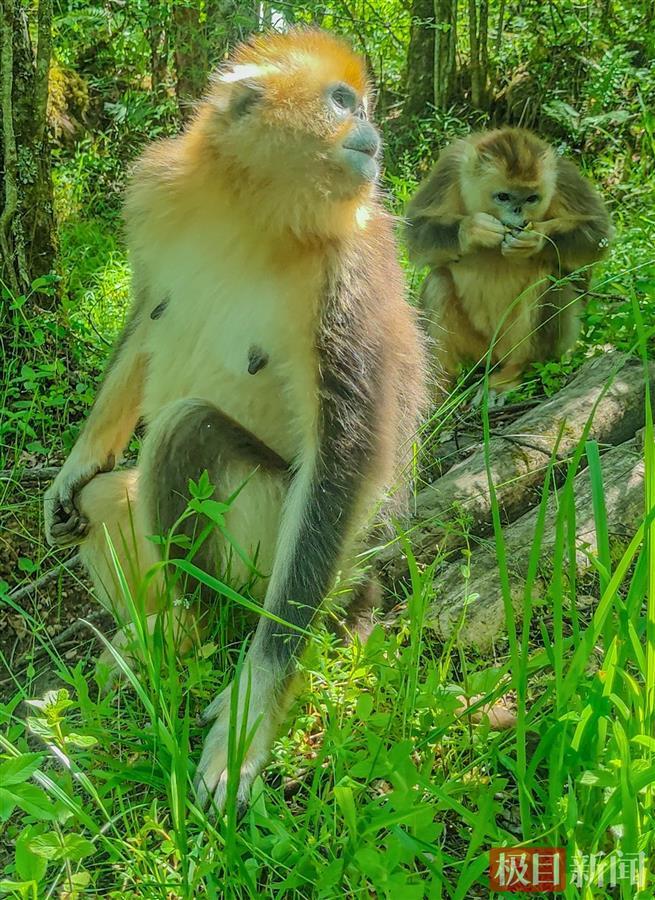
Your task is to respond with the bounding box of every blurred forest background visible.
[1,0,654,455]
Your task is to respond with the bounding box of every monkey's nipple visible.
[248,345,269,375]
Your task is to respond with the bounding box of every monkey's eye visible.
[526,194,540,203]
[495,192,511,203]
[329,83,358,115]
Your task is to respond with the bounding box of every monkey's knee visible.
[76,469,138,529]
[76,470,161,616]
[141,399,287,534]
[139,399,287,599]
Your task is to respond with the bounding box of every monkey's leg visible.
[490,281,582,390]
[138,400,289,811]
[75,470,198,662]
[422,271,487,396]
[535,282,582,360]
[488,284,542,391]
[140,398,287,596]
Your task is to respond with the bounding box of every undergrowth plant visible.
[1,330,654,896]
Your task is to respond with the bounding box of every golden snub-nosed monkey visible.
[405,127,612,391]
[44,29,428,815]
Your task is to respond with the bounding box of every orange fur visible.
[126,30,376,245]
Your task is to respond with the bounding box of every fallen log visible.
[384,352,651,578]
[428,437,645,647]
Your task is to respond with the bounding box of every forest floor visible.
[1,160,654,897]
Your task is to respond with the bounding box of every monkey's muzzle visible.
[502,218,529,232]
[340,122,380,182]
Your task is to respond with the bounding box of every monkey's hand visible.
[44,451,115,547]
[459,213,506,254]
[194,662,280,818]
[501,228,545,259]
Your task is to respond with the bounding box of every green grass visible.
[1,156,655,897]
[1,426,654,897]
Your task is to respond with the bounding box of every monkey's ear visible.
[364,88,377,117]
[228,81,265,119]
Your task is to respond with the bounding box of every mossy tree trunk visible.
[173,0,261,115]
[434,0,458,110]
[147,2,171,93]
[401,0,435,124]
[468,0,489,108]
[173,1,209,112]
[0,0,56,302]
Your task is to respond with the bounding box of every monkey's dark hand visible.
[501,228,545,259]
[194,660,277,818]
[459,213,506,254]
[44,453,115,547]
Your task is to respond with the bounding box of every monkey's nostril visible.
[342,126,379,158]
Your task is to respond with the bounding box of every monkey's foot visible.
[488,366,523,392]
[194,671,277,817]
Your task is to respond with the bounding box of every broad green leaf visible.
[0,754,44,787]
[63,733,98,749]
[0,785,56,822]
[15,826,48,883]
[27,832,93,863]
[27,834,62,861]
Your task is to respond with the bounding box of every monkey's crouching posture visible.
[44,31,427,813]
[405,128,612,390]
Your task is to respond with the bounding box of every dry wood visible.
[6,553,82,603]
[0,465,60,483]
[384,352,651,578]
[428,438,644,647]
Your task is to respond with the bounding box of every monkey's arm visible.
[405,213,465,267]
[44,293,148,545]
[405,150,505,267]
[406,211,505,267]
[539,159,612,272]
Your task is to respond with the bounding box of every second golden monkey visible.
[405,128,612,390]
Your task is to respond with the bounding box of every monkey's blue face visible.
[337,120,380,182]
[492,188,541,228]
[326,82,380,184]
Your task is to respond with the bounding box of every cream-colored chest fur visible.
[450,252,549,331]
[449,251,551,359]
[139,222,321,464]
